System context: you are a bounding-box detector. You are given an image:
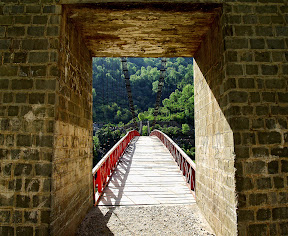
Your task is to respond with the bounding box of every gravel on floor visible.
[76,203,215,236]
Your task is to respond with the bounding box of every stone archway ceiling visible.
[66,3,222,57]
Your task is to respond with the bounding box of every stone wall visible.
[194,12,237,236]
[0,1,93,235]
[196,0,288,235]
[223,1,288,235]
[51,6,93,236]
[0,0,61,235]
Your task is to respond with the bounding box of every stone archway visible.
[0,1,287,236]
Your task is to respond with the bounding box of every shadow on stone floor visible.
[76,206,115,236]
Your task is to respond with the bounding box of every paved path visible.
[98,136,196,206]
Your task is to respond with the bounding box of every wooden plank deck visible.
[98,136,196,206]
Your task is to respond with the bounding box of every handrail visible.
[92,130,140,205]
[150,129,196,192]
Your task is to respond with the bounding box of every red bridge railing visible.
[92,130,140,205]
[150,130,196,193]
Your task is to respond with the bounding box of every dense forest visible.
[92,57,195,166]
[92,57,193,123]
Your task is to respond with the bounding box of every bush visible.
[182,123,190,135]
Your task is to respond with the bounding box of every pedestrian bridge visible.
[77,130,215,235]
[92,130,196,207]
[98,136,195,206]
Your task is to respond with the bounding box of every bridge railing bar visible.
[92,130,140,205]
[150,129,196,192]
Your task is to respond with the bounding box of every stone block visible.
[278,92,288,103]
[245,161,266,174]
[36,79,56,90]
[35,163,52,177]
[256,209,271,221]
[267,39,285,49]
[228,91,248,103]
[15,16,31,24]
[3,93,13,103]
[7,27,25,37]
[272,207,288,220]
[31,66,47,77]
[41,211,50,224]
[47,26,59,36]
[280,223,288,235]
[3,163,12,176]
[35,227,49,236]
[273,177,284,188]
[16,195,30,208]
[262,65,278,75]
[268,161,278,174]
[28,93,45,104]
[28,52,49,63]
[226,64,243,76]
[13,52,27,64]
[0,194,14,207]
[16,93,27,103]
[0,66,18,77]
[225,38,248,49]
[0,227,14,236]
[11,5,25,14]
[16,226,33,236]
[22,39,49,50]
[8,106,19,116]
[17,135,32,147]
[14,163,32,176]
[258,132,281,144]
[24,211,38,223]
[0,211,11,223]
[0,79,9,90]
[8,179,22,191]
[12,79,33,90]
[33,16,48,24]
[281,160,288,173]
[25,179,40,192]
[257,177,272,189]
[27,26,45,37]
[238,78,255,88]
[246,65,258,75]
[255,106,269,116]
[255,26,273,36]
[250,39,265,49]
[26,5,41,14]
[0,39,11,50]
[236,177,253,192]
[248,224,267,236]
[238,210,254,222]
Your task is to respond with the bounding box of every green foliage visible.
[138,84,194,124]
[142,125,148,136]
[92,57,193,124]
[182,124,190,135]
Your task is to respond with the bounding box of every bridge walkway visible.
[98,136,195,206]
[77,135,215,235]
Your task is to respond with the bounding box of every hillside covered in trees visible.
[92,57,195,165]
[92,57,193,124]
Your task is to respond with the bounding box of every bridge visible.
[77,130,215,235]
